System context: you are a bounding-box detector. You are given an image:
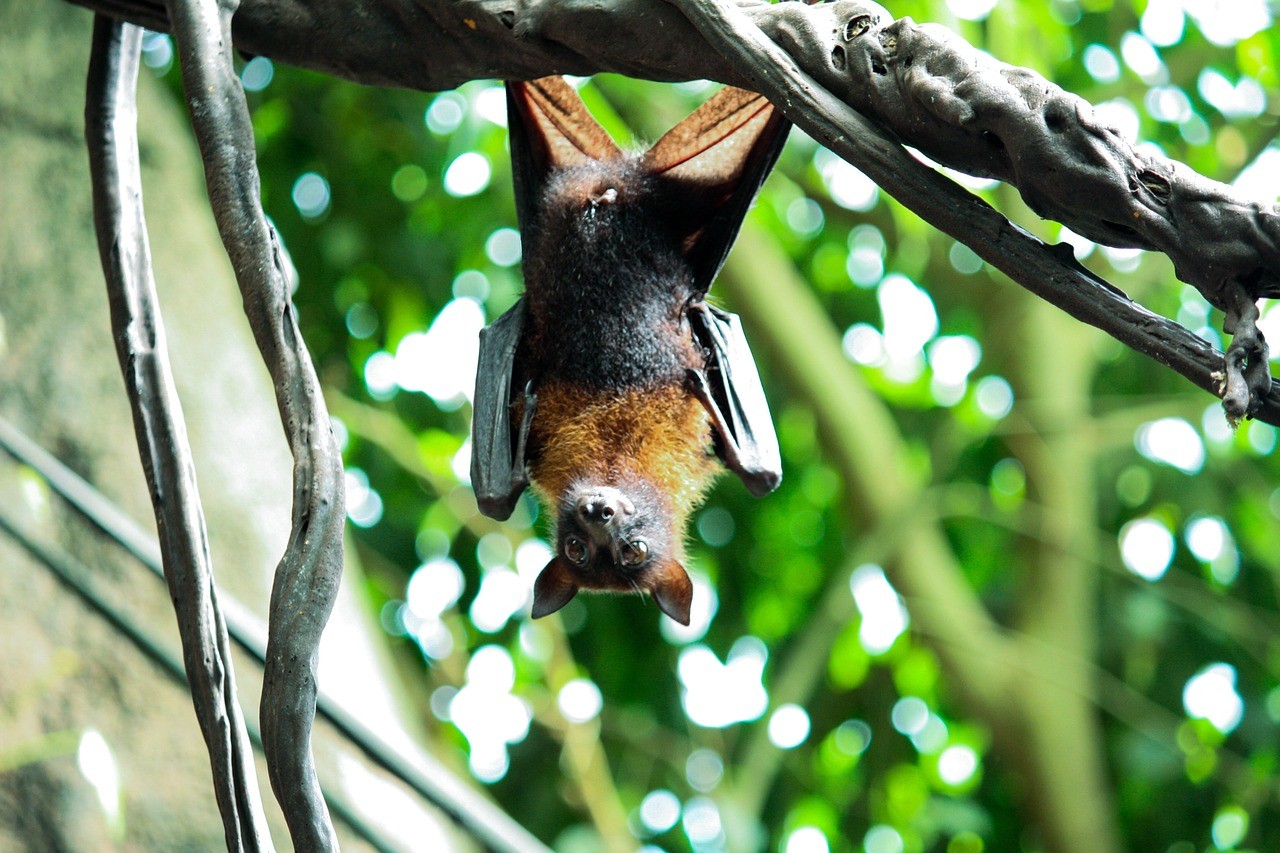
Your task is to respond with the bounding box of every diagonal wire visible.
[0,507,395,853]
[0,415,552,853]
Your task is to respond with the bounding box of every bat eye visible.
[564,537,589,566]
[621,540,649,568]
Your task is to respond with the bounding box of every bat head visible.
[532,480,694,625]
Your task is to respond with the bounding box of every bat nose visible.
[574,488,633,528]
[579,497,619,523]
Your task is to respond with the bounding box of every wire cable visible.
[0,414,551,853]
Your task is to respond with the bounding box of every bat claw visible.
[1220,289,1270,426]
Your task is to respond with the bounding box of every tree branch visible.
[666,0,1280,420]
[1004,298,1119,852]
[84,18,271,850]
[69,0,1280,423]
[163,0,347,846]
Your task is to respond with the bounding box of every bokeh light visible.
[850,565,909,654]
[768,703,811,749]
[426,92,466,134]
[443,152,492,197]
[558,678,604,724]
[1120,32,1167,85]
[292,172,331,219]
[682,797,724,846]
[864,824,905,853]
[1083,44,1121,82]
[1211,806,1249,850]
[485,228,522,266]
[678,638,768,728]
[468,568,527,633]
[1119,518,1175,581]
[393,297,484,407]
[344,467,384,528]
[785,826,830,853]
[937,744,980,786]
[878,274,939,371]
[685,748,724,792]
[815,149,879,211]
[1136,418,1204,474]
[1183,0,1270,46]
[1183,663,1244,734]
[947,0,997,21]
[639,789,681,834]
[449,646,532,782]
[975,376,1014,419]
[77,729,121,830]
[241,56,274,91]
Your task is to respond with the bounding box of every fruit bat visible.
[471,77,789,625]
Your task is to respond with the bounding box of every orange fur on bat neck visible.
[527,380,720,533]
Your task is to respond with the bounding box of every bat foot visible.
[1221,291,1270,425]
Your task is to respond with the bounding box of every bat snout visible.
[575,487,635,531]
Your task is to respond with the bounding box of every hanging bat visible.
[471,77,789,625]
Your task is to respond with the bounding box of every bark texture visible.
[85,18,270,849]
[162,0,346,845]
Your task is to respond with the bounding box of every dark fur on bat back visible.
[519,160,707,390]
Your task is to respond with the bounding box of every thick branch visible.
[71,0,758,86]
[84,18,271,851]
[668,0,1280,421]
[71,0,1280,423]
[730,0,1277,419]
[163,0,347,847]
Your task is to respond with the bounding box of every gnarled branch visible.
[70,0,1280,423]
[84,17,271,850]
[703,0,1276,418]
[163,0,347,846]
[669,0,1278,421]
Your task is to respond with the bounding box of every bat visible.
[471,76,789,625]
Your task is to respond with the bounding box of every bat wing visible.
[507,77,622,236]
[643,87,791,295]
[687,303,781,497]
[470,298,536,520]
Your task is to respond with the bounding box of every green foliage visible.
[151,1,1280,849]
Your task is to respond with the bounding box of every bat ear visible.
[649,559,693,626]
[531,555,580,619]
[642,87,790,293]
[507,77,622,234]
